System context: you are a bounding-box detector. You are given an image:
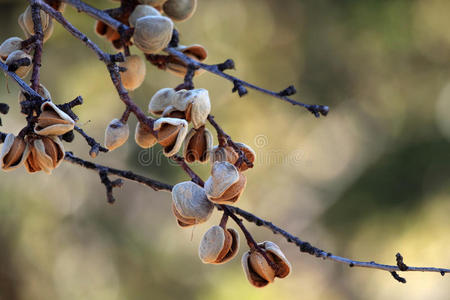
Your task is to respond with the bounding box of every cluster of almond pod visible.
[104,86,292,287]
[0,4,79,175]
[95,0,207,92]
[0,100,75,174]
[0,3,63,78]
[1,0,293,288]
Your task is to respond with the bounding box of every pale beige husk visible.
[148,88,177,115]
[204,161,240,199]
[0,37,23,61]
[153,117,188,156]
[129,5,161,27]
[0,134,29,171]
[171,89,210,128]
[171,181,214,227]
[166,44,207,77]
[34,101,75,136]
[119,55,147,91]
[5,50,32,78]
[182,127,213,163]
[134,121,157,148]
[199,226,240,264]
[133,15,173,54]
[104,119,130,151]
[163,0,197,22]
[22,5,50,35]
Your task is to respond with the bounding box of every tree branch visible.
[29,0,44,91]
[60,0,329,117]
[63,152,450,279]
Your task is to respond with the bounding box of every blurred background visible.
[1,0,450,299]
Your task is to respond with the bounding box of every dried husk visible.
[134,121,157,148]
[129,5,161,27]
[183,126,213,163]
[133,15,173,54]
[119,55,147,91]
[22,5,51,35]
[42,18,54,43]
[262,241,292,279]
[163,0,197,22]
[171,89,210,128]
[34,101,75,136]
[104,119,130,151]
[211,143,255,171]
[171,181,214,227]
[166,44,207,77]
[5,50,32,78]
[153,117,188,157]
[210,145,239,165]
[0,134,29,171]
[148,88,177,115]
[26,136,64,174]
[199,226,240,264]
[0,37,23,61]
[241,241,291,288]
[204,161,247,205]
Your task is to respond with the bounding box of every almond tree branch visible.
[63,152,450,280]
[3,0,447,285]
[29,0,44,91]
[60,0,329,117]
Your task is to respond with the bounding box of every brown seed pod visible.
[34,101,75,136]
[163,0,197,22]
[241,241,291,288]
[119,55,147,91]
[133,15,173,54]
[211,143,255,172]
[153,117,188,157]
[134,121,157,149]
[25,136,65,174]
[199,225,240,264]
[0,134,29,171]
[183,126,213,163]
[22,5,51,35]
[104,119,130,151]
[166,44,207,77]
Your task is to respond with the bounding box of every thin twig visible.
[73,125,109,158]
[64,152,173,192]
[29,0,44,91]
